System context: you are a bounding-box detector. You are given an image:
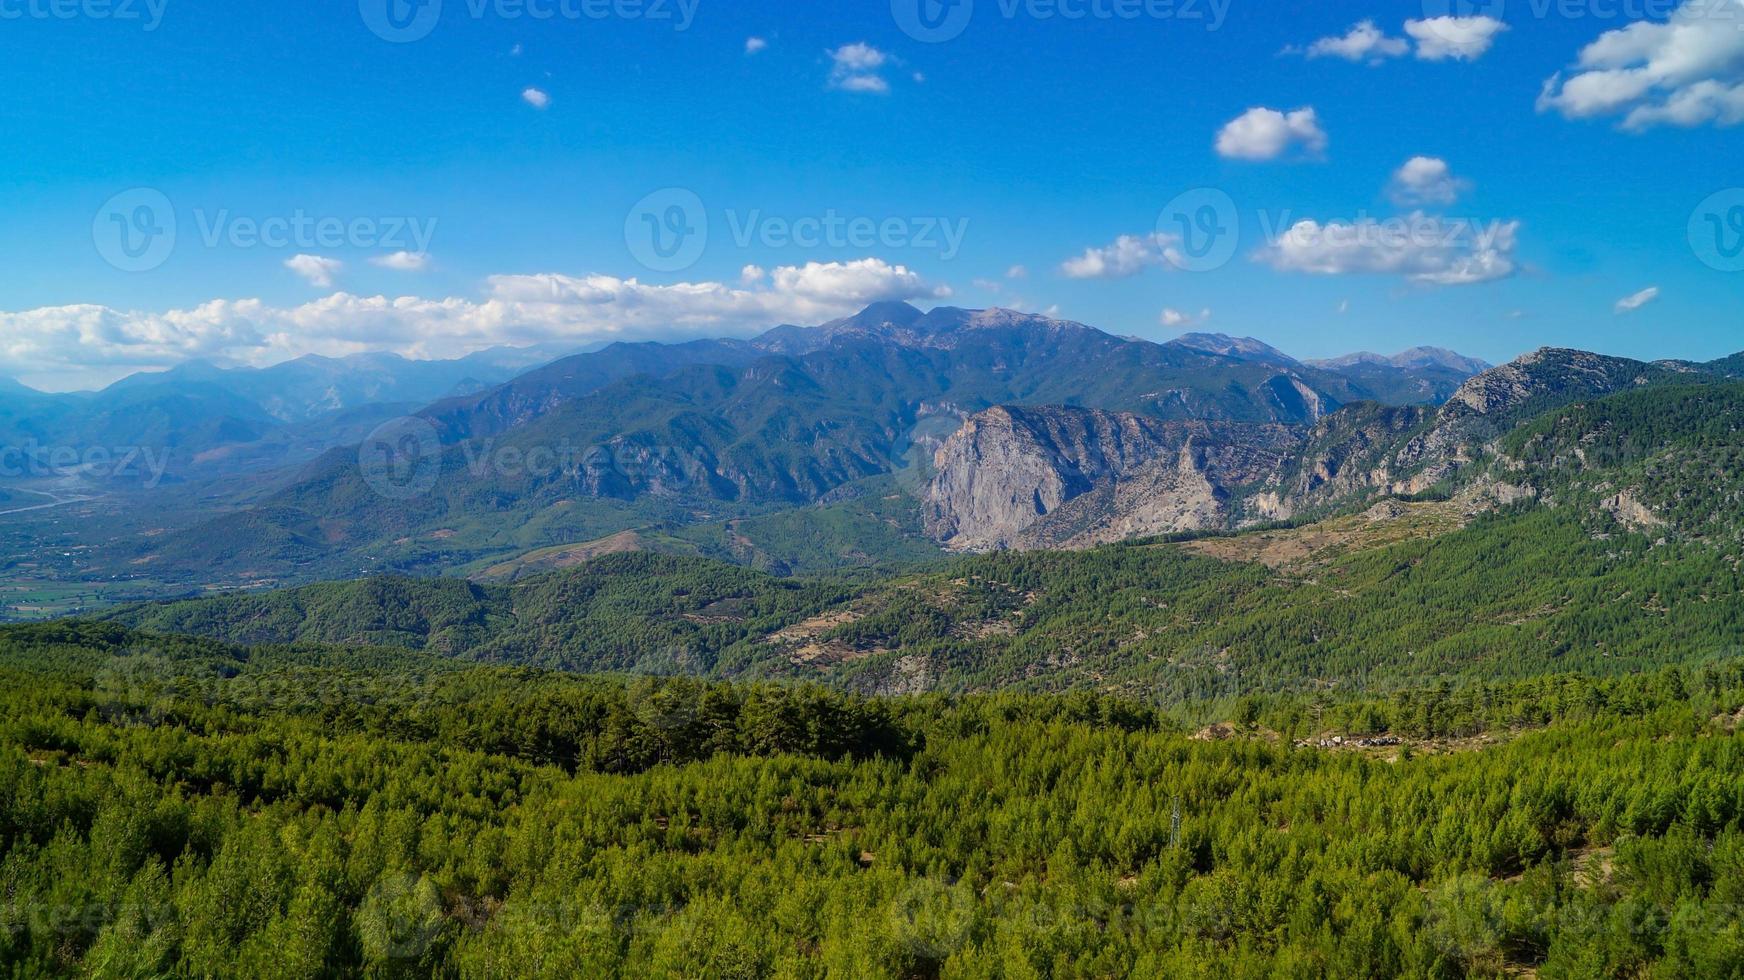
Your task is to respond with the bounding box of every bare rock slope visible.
[925,349,1672,551]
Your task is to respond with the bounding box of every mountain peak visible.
[1168,333,1295,364]
[843,301,925,329]
[1447,347,1653,416]
[1309,347,1490,375]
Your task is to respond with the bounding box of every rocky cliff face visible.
[925,348,1679,552]
[922,406,1301,550]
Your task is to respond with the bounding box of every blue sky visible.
[0,0,1740,388]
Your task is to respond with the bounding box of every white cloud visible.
[522,87,551,109]
[1254,214,1520,286]
[739,264,766,285]
[769,258,948,303]
[1160,307,1212,327]
[1006,264,1028,279]
[829,42,891,93]
[835,74,890,94]
[745,36,767,54]
[0,259,949,391]
[1537,0,1744,130]
[370,251,430,272]
[1304,21,1409,63]
[1389,156,1469,206]
[1404,16,1509,62]
[1215,107,1328,161]
[1614,285,1660,313]
[1059,232,1184,279]
[285,254,342,288]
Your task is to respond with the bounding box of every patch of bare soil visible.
[1180,497,1471,572]
[764,608,883,667]
[473,530,646,581]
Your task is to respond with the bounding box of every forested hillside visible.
[4,623,1744,977]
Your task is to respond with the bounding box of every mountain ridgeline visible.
[39,300,1740,590]
[126,303,1503,583]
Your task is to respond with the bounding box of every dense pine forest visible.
[10,372,1744,978]
[5,622,1744,977]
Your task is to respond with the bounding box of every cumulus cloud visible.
[745,36,768,54]
[0,259,949,391]
[285,254,342,288]
[1160,307,1211,327]
[1389,156,1469,206]
[1537,0,1744,130]
[829,42,890,93]
[1303,21,1409,63]
[1614,285,1661,313]
[522,87,551,109]
[1404,16,1509,62]
[1254,213,1520,286]
[1059,232,1184,279]
[1006,264,1028,279]
[1215,107,1328,161]
[370,251,430,272]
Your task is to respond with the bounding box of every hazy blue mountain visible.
[129,304,1496,584]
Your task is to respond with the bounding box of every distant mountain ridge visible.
[1308,347,1492,374]
[0,345,575,482]
[135,304,1496,576]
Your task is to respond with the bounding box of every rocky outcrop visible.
[1014,430,1302,549]
[923,406,1301,551]
[924,348,1684,552]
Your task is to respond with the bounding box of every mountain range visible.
[100,367,1744,698]
[12,300,1742,607]
[95,303,1500,583]
[0,346,572,481]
